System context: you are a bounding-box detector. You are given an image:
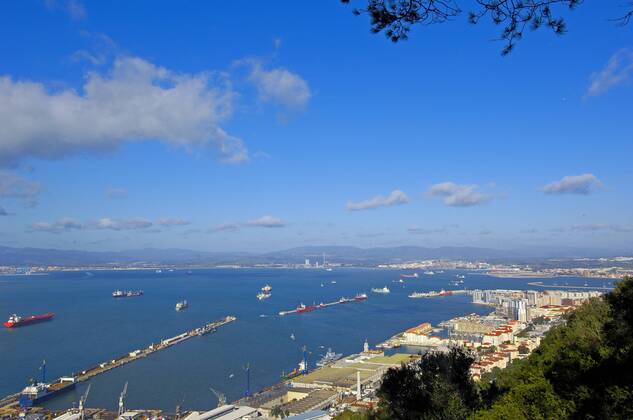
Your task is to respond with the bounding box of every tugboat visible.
[175,300,188,311]
[4,313,54,329]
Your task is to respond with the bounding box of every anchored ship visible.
[256,292,271,300]
[175,300,188,311]
[400,273,419,278]
[371,286,390,294]
[4,313,54,328]
[112,290,143,298]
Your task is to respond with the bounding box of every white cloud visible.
[587,49,633,97]
[427,182,492,207]
[44,0,86,20]
[347,190,409,211]
[106,187,128,199]
[208,223,241,233]
[0,56,248,166]
[569,224,632,233]
[245,215,285,228]
[246,60,311,111]
[30,217,83,233]
[94,217,153,231]
[407,226,447,235]
[543,173,603,195]
[0,171,41,208]
[155,217,190,227]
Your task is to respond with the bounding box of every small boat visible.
[290,333,296,341]
[424,271,435,275]
[325,268,333,272]
[321,283,324,287]
[400,273,419,278]
[257,292,271,300]
[175,300,188,311]
[371,286,390,294]
[331,280,337,284]
[398,279,405,283]
[262,284,272,293]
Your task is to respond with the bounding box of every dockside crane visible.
[78,384,91,420]
[209,388,226,407]
[118,382,128,417]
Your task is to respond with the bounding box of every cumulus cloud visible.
[0,56,248,166]
[106,187,128,199]
[155,217,190,227]
[245,215,285,228]
[0,171,41,208]
[586,49,633,97]
[347,190,409,211]
[543,173,603,195]
[246,60,311,111]
[427,182,492,207]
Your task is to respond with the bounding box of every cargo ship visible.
[371,286,390,294]
[4,312,54,328]
[296,303,318,313]
[400,273,419,278]
[408,289,454,298]
[256,292,271,300]
[112,290,143,298]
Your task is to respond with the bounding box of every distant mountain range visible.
[0,244,623,267]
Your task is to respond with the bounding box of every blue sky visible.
[0,0,632,253]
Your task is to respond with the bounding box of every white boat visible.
[371,286,390,294]
[424,271,435,275]
[331,280,337,284]
[290,333,296,341]
[262,284,272,293]
[175,300,188,311]
[257,292,271,300]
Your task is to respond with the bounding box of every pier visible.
[527,281,615,291]
[0,316,236,415]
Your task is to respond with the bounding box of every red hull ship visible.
[4,312,55,328]
[296,304,318,313]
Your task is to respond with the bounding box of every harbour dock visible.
[0,316,236,415]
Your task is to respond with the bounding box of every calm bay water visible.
[0,268,612,411]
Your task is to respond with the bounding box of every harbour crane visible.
[209,388,226,407]
[118,382,128,417]
[78,384,91,420]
